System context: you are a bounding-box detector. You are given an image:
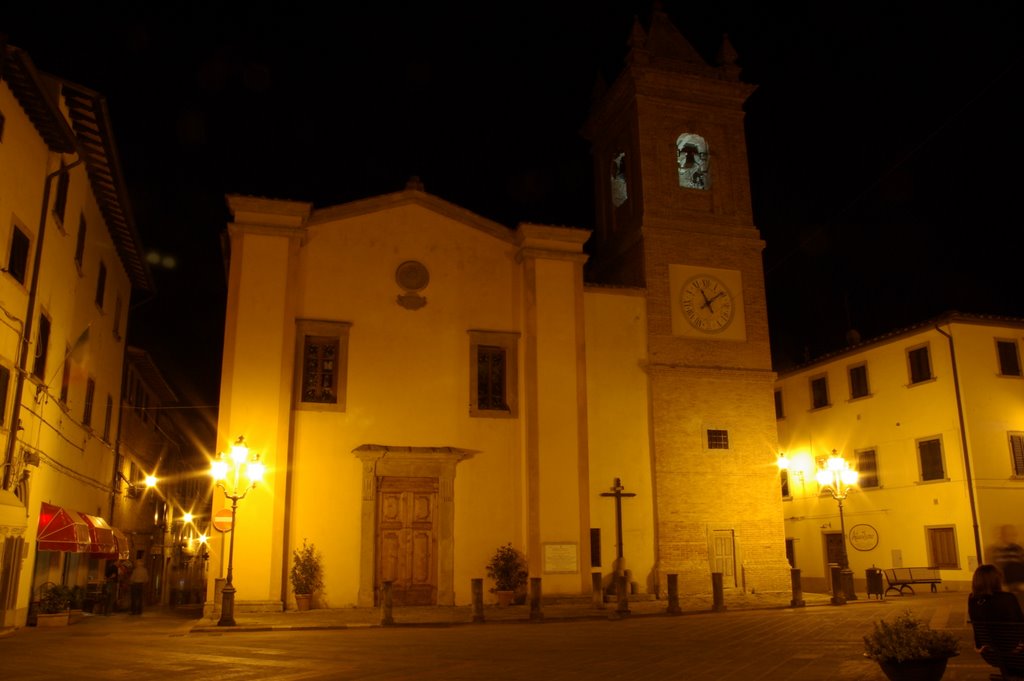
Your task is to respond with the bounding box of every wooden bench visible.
[882,567,942,595]
[971,621,1024,680]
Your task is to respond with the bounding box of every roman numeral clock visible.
[669,265,746,341]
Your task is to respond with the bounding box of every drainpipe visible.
[1,157,83,491]
[935,323,983,563]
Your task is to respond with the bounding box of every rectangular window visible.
[113,295,122,340]
[95,261,106,309]
[927,527,959,569]
[83,377,95,427]
[32,314,51,380]
[476,346,507,410]
[774,390,784,419]
[908,345,932,384]
[590,528,601,567]
[810,375,829,409]
[294,319,351,412]
[469,330,519,418]
[918,438,945,481]
[53,164,70,225]
[780,469,791,499]
[60,345,71,403]
[102,395,113,441]
[849,363,870,399]
[707,429,729,449]
[7,225,30,284]
[856,449,879,488]
[997,340,1022,377]
[1009,433,1024,477]
[0,110,5,141]
[0,365,10,426]
[74,214,86,270]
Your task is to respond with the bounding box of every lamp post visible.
[210,435,264,626]
[816,450,859,603]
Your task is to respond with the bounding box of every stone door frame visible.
[353,445,472,607]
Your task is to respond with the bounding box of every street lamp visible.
[816,450,859,603]
[210,435,265,626]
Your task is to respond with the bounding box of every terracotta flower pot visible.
[495,590,514,607]
[295,594,312,611]
[877,655,954,681]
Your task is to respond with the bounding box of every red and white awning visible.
[36,502,127,557]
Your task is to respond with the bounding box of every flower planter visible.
[878,655,955,681]
[495,590,514,607]
[295,594,312,611]
[35,611,69,627]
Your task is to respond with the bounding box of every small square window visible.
[908,345,932,385]
[707,429,729,449]
[996,340,1022,377]
[810,375,829,409]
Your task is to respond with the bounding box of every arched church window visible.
[676,133,709,189]
[610,151,628,207]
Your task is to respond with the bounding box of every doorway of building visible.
[711,529,737,587]
[376,476,438,605]
[823,531,844,593]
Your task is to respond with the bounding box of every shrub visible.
[486,543,528,593]
[289,539,324,596]
[863,610,960,663]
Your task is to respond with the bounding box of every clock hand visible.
[702,291,725,312]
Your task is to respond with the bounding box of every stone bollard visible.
[790,567,805,607]
[614,574,630,617]
[380,580,394,625]
[711,572,726,612]
[471,578,485,623]
[830,565,846,605]
[591,572,605,609]
[529,577,543,621]
[666,573,682,614]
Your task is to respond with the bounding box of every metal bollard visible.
[471,578,485,623]
[711,572,726,612]
[529,577,543,621]
[591,572,605,609]
[380,580,394,625]
[790,567,805,607]
[666,573,682,615]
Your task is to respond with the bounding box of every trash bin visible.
[866,567,884,600]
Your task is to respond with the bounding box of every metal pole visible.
[217,496,238,626]
[838,497,857,601]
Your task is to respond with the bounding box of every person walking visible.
[130,558,150,615]
[102,561,119,615]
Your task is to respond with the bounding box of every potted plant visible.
[36,582,73,626]
[486,543,528,607]
[863,609,960,681]
[289,538,324,611]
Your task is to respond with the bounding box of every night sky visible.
[4,1,1023,408]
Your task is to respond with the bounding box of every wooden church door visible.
[377,477,438,605]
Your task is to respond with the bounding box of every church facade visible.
[209,11,791,612]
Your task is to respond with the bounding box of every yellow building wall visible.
[776,318,1024,593]
[583,287,657,592]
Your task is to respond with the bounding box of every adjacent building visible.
[0,44,153,627]
[775,313,1024,593]
[210,10,791,614]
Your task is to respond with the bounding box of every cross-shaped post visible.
[600,477,636,564]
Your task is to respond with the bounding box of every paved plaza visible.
[0,589,1003,680]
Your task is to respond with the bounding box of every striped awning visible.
[37,502,91,553]
[37,502,126,557]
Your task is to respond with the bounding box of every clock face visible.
[679,275,734,332]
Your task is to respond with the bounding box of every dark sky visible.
[4,1,1023,407]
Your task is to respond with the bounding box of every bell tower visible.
[583,8,791,593]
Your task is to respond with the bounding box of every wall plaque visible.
[543,542,578,574]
